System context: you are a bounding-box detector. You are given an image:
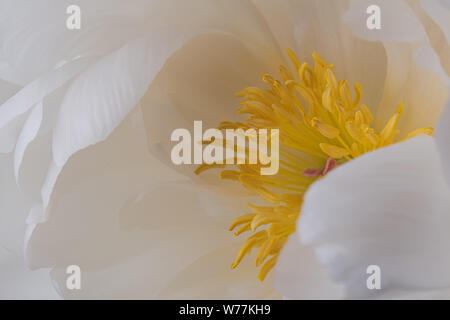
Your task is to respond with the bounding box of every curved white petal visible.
[436,98,450,188]
[0,57,92,131]
[299,136,450,298]
[0,65,82,156]
[273,235,345,299]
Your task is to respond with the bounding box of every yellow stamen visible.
[196,50,433,281]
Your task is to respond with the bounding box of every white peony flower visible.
[0,0,448,299]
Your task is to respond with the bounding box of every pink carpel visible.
[302,157,337,178]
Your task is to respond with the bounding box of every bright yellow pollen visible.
[196,49,433,282]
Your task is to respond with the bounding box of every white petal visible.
[14,102,43,183]
[436,98,450,188]
[343,0,427,42]
[299,136,450,298]
[273,235,345,299]
[0,246,59,299]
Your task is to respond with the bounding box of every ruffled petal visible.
[0,58,93,153]
[299,136,450,298]
[51,30,197,167]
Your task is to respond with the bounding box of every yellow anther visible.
[319,143,350,159]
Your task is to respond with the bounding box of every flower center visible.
[196,49,433,281]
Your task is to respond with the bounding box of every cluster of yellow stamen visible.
[196,49,433,281]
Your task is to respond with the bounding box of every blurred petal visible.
[299,136,450,298]
[374,42,448,135]
[436,98,450,187]
[156,243,279,299]
[419,0,450,44]
[0,113,27,154]
[273,236,345,299]
[0,247,59,299]
[0,154,31,254]
[414,44,450,85]
[411,0,450,78]
[14,102,43,183]
[0,79,21,153]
